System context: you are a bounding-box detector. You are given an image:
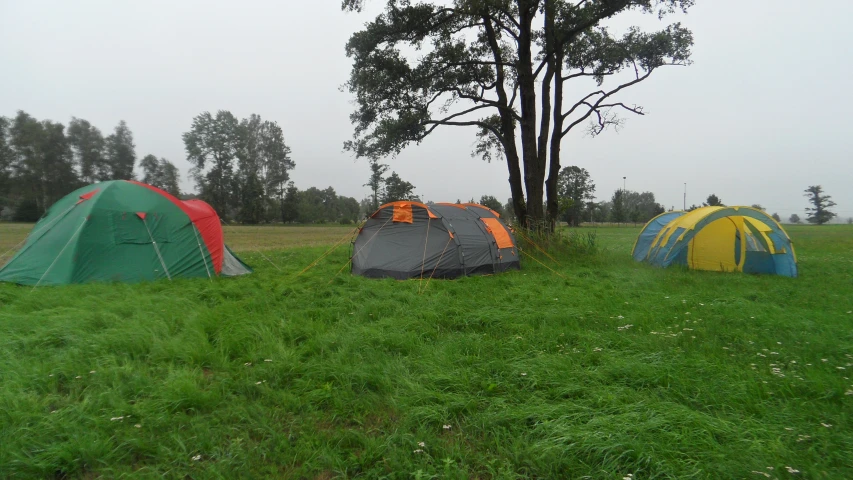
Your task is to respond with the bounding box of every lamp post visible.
[623,176,626,192]
[683,183,687,210]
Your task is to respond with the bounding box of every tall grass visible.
[0,224,851,478]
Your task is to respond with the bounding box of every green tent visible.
[0,180,251,286]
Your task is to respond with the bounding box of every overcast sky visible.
[1,0,851,221]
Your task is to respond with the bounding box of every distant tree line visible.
[0,111,179,222]
[699,188,841,225]
[279,183,361,224]
[550,166,665,226]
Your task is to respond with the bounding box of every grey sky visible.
[2,0,851,221]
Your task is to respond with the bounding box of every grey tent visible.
[352,201,520,279]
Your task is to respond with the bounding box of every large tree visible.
[104,120,136,180]
[557,165,595,226]
[7,112,79,217]
[280,181,300,223]
[236,114,295,223]
[183,111,241,217]
[381,171,419,203]
[364,158,389,211]
[343,0,694,228]
[610,189,626,223]
[67,118,106,183]
[803,185,837,225]
[140,154,181,197]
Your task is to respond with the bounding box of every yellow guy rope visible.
[513,228,561,266]
[519,248,565,279]
[298,222,365,276]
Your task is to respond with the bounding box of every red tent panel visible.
[128,181,224,273]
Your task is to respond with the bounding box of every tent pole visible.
[3,203,79,263]
[32,218,87,289]
[191,224,212,279]
[143,218,172,281]
[418,217,431,293]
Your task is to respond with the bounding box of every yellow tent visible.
[631,206,797,277]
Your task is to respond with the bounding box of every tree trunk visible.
[516,1,543,228]
[483,12,527,226]
[546,44,565,231]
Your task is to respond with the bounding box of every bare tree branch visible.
[561,69,653,137]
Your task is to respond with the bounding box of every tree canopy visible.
[140,154,181,197]
[803,185,837,225]
[381,171,419,203]
[343,0,695,228]
[557,165,595,226]
[703,193,723,207]
[183,110,295,223]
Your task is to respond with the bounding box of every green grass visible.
[0,224,851,478]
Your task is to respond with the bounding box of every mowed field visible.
[0,223,851,478]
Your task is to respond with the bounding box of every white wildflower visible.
[821,423,832,428]
[443,424,452,430]
[413,449,424,454]
[110,416,124,421]
[264,359,272,362]
[418,441,425,447]
[192,454,202,461]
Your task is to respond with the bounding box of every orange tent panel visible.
[481,218,514,249]
[392,202,413,223]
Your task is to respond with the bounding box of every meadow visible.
[0,223,851,479]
